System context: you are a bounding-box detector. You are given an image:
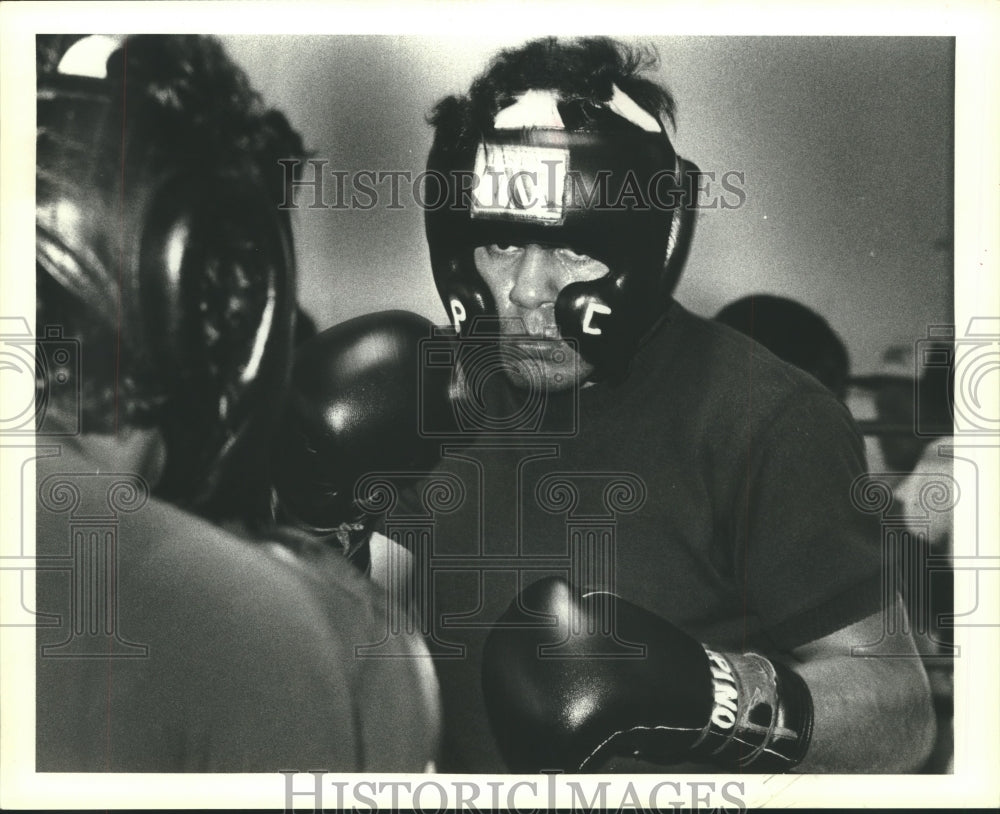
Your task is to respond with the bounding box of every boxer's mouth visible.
[506,323,561,340]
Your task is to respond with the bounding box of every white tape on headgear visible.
[470,142,569,222]
[492,85,662,133]
[607,84,662,133]
[493,89,565,129]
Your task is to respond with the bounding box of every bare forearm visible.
[793,641,936,772]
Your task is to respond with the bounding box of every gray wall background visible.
[221,35,953,376]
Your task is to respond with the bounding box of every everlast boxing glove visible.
[483,577,813,772]
[270,310,452,565]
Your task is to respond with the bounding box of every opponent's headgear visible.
[36,35,298,513]
[426,60,698,374]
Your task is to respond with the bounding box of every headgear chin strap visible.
[426,87,698,375]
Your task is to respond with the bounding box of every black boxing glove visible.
[483,577,813,773]
[270,310,452,564]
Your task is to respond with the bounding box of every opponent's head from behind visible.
[35,35,305,516]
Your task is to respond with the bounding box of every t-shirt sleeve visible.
[734,389,884,651]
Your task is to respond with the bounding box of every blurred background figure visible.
[846,337,955,774]
[714,294,850,400]
[861,340,954,474]
[877,341,954,774]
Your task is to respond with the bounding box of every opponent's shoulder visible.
[134,502,381,641]
[35,445,378,645]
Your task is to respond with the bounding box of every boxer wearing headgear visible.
[426,74,698,379]
[377,37,934,774]
[34,35,439,772]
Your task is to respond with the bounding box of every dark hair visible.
[37,35,304,226]
[715,294,851,400]
[106,35,305,205]
[429,37,677,149]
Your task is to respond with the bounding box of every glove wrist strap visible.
[693,649,814,771]
[268,486,373,568]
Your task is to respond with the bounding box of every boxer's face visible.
[474,242,609,390]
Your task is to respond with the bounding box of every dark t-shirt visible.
[389,300,882,772]
[35,442,438,772]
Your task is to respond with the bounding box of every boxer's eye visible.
[485,243,522,256]
[555,247,592,263]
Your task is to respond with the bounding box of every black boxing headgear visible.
[35,35,297,513]
[426,85,697,374]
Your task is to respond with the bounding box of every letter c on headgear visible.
[582,302,613,335]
